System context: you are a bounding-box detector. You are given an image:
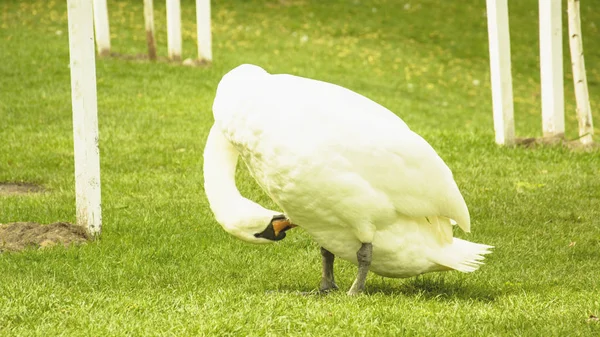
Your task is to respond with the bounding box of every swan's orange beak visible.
[272,218,298,237]
[254,215,298,241]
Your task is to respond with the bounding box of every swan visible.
[203,64,493,295]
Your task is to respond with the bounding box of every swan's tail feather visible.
[433,238,493,273]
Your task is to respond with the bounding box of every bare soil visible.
[515,137,599,151]
[0,182,44,195]
[0,222,89,252]
[103,52,211,67]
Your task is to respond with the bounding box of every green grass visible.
[1,0,600,335]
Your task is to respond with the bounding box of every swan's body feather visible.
[210,64,492,278]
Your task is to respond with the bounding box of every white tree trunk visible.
[166,0,182,61]
[92,0,111,56]
[486,0,515,145]
[539,0,564,138]
[66,0,103,236]
[196,0,212,62]
[567,0,594,144]
[144,0,157,60]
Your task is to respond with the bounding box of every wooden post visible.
[144,0,157,60]
[66,0,103,236]
[539,0,565,138]
[567,0,594,144]
[196,0,212,62]
[486,0,515,145]
[92,0,111,56]
[166,0,182,61]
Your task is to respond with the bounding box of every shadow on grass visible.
[268,275,499,302]
[366,275,498,302]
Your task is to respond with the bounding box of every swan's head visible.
[215,200,297,244]
[253,214,297,242]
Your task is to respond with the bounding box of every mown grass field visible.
[1,0,600,335]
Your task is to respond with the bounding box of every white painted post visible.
[92,0,111,56]
[196,0,212,62]
[144,0,157,60]
[486,0,515,145]
[66,0,102,236]
[567,0,594,144]
[166,0,182,61]
[539,0,565,138]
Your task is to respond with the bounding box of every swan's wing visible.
[337,128,471,233]
[266,74,471,231]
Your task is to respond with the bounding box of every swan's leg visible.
[319,247,338,293]
[347,242,373,296]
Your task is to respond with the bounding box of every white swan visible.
[203,64,493,295]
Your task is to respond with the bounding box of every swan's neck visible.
[203,124,279,242]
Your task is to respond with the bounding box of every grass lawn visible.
[1,0,600,335]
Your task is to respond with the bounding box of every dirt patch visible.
[0,182,44,195]
[103,52,211,67]
[515,136,599,151]
[0,222,89,252]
